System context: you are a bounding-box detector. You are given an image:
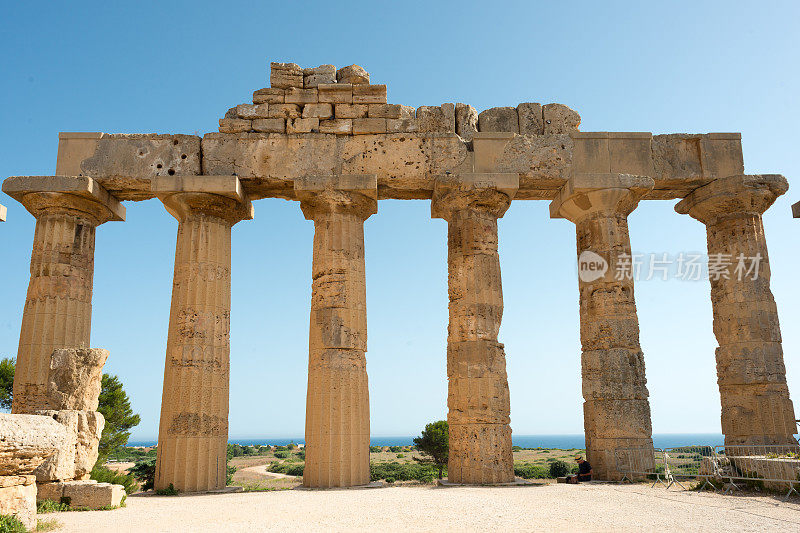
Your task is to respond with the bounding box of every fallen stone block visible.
[0,475,36,530]
[455,103,478,141]
[336,64,370,85]
[352,84,387,104]
[253,88,284,104]
[34,410,104,482]
[478,107,519,133]
[270,62,303,89]
[543,103,580,134]
[303,65,336,88]
[517,103,543,135]
[0,414,68,475]
[40,479,125,509]
[47,348,108,411]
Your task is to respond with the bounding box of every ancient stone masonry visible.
[676,175,796,447]
[296,175,375,488]
[432,173,517,484]
[153,176,253,493]
[3,59,795,487]
[551,173,656,480]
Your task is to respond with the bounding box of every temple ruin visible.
[2,61,796,492]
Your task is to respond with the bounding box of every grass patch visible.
[155,483,179,496]
[0,515,26,532]
[35,518,61,532]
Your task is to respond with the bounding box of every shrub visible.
[369,446,382,453]
[389,446,403,453]
[370,462,439,483]
[267,462,304,476]
[514,464,549,479]
[130,458,156,491]
[274,451,289,459]
[227,465,237,485]
[0,515,26,533]
[512,446,522,452]
[155,483,179,496]
[37,499,70,513]
[549,460,569,478]
[396,454,405,458]
[385,477,396,483]
[90,465,139,494]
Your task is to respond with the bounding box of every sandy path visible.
[50,484,800,532]
[238,464,298,479]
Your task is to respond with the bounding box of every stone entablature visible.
[2,59,794,489]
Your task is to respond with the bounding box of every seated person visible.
[566,456,592,483]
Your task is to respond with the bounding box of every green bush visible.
[514,464,549,479]
[155,483,179,496]
[129,458,156,491]
[369,446,382,453]
[274,451,289,459]
[0,515,27,533]
[396,453,405,458]
[370,462,439,483]
[549,460,569,478]
[37,499,71,514]
[90,465,139,494]
[389,446,404,453]
[267,462,305,476]
[385,477,396,483]
[227,465,237,485]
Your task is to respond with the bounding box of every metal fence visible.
[615,444,800,501]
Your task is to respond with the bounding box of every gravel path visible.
[50,483,800,532]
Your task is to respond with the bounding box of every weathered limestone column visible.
[676,175,796,447]
[550,173,656,480]
[153,176,253,492]
[295,175,376,488]
[2,176,124,414]
[431,173,518,485]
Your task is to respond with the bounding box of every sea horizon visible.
[127,433,732,449]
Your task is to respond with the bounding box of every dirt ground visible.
[48,483,800,532]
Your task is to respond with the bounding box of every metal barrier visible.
[663,446,717,490]
[712,444,800,500]
[614,447,667,487]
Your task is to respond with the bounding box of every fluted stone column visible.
[1,176,124,414]
[153,177,253,492]
[295,175,376,488]
[550,173,656,480]
[676,174,796,447]
[432,173,518,485]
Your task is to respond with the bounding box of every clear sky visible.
[1,1,799,441]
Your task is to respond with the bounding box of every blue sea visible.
[128,433,726,449]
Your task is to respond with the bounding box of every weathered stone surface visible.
[455,103,478,141]
[336,64,369,85]
[236,104,269,119]
[0,476,36,530]
[335,104,368,119]
[33,410,104,481]
[252,118,286,133]
[319,119,352,135]
[367,104,401,119]
[296,175,377,488]
[416,104,455,133]
[153,181,251,493]
[517,103,543,135]
[285,88,318,104]
[495,134,572,199]
[432,173,518,485]
[287,117,319,134]
[0,414,67,475]
[303,65,336,88]
[550,173,656,480]
[219,118,251,133]
[352,84,387,104]
[266,104,301,119]
[318,84,353,104]
[478,107,519,133]
[676,175,796,447]
[302,103,333,119]
[270,62,303,89]
[386,119,418,133]
[253,88,284,104]
[39,480,124,509]
[543,103,580,134]
[46,348,108,411]
[224,107,237,119]
[353,118,387,134]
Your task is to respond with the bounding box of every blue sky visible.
[1,1,799,440]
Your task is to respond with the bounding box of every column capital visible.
[294,175,378,220]
[549,173,654,223]
[152,175,254,225]
[2,176,125,224]
[675,174,788,225]
[431,172,518,221]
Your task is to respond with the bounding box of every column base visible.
[298,481,384,490]
[438,477,540,487]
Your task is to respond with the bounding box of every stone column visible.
[676,174,796,447]
[295,175,376,488]
[431,173,518,485]
[1,176,124,414]
[153,177,253,493]
[550,173,656,480]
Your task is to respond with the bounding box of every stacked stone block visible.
[218,60,579,138]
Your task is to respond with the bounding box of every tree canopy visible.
[413,420,449,479]
[96,374,141,465]
[0,357,14,411]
